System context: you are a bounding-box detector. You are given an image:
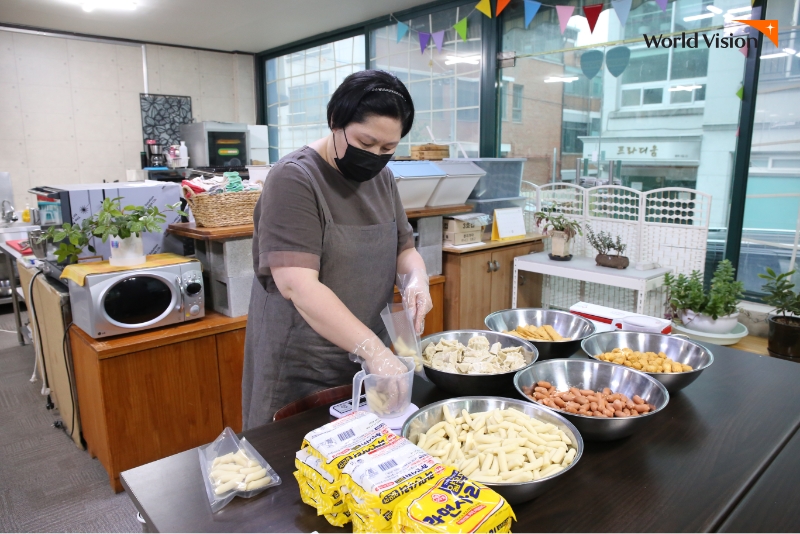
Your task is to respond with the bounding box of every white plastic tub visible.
[426,161,486,207]
[387,161,444,209]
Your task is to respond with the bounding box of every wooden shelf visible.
[729,335,769,356]
[168,222,254,241]
[404,204,473,219]
[442,233,544,254]
[170,205,474,240]
[71,311,247,359]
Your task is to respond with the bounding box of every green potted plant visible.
[585,225,629,269]
[663,259,743,334]
[758,268,800,358]
[534,205,582,260]
[39,197,185,266]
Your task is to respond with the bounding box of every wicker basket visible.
[183,187,262,228]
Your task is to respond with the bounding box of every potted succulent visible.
[664,259,744,334]
[585,225,629,269]
[534,205,582,260]
[758,268,800,358]
[38,197,185,267]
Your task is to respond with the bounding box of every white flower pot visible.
[551,231,570,257]
[678,309,739,334]
[109,234,146,267]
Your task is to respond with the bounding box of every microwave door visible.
[100,274,178,328]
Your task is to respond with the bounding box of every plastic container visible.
[425,161,486,206]
[466,196,527,221]
[387,161,444,209]
[445,158,526,200]
[352,356,415,419]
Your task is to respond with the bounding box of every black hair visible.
[327,69,415,138]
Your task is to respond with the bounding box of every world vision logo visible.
[643,20,779,49]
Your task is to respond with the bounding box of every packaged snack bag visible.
[392,469,515,533]
[342,438,444,533]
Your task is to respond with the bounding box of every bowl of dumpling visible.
[419,330,538,396]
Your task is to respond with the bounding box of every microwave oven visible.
[68,261,204,339]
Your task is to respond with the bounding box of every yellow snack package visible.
[393,469,515,533]
[296,411,397,521]
[342,438,445,533]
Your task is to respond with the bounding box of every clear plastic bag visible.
[198,427,281,513]
[381,302,428,381]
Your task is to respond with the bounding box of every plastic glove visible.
[352,336,407,376]
[401,268,433,335]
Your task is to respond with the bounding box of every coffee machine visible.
[146,140,165,167]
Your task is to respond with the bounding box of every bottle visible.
[179,141,188,167]
[22,203,30,223]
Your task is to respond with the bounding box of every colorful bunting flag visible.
[583,3,604,33]
[736,84,744,100]
[655,0,668,12]
[606,46,631,77]
[397,21,409,43]
[580,50,604,79]
[453,17,468,41]
[739,42,748,56]
[496,0,512,16]
[419,32,431,53]
[476,0,493,18]
[524,0,541,28]
[556,5,575,34]
[432,30,445,51]
[611,0,632,26]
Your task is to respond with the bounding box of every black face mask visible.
[333,130,393,183]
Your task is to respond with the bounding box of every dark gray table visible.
[121,344,800,532]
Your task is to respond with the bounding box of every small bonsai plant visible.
[663,259,743,334]
[534,204,582,259]
[38,197,185,264]
[585,225,629,269]
[758,268,800,358]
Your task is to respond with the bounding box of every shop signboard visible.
[579,137,702,165]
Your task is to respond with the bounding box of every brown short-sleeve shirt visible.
[252,146,414,283]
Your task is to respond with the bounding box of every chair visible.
[272,384,352,421]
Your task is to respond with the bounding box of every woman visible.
[242,70,432,429]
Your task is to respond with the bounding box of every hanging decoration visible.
[476,0,493,18]
[555,5,575,34]
[419,32,432,53]
[611,0,632,26]
[580,50,605,79]
[605,46,631,77]
[523,0,542,27]
[736,84,744,100]
[655,0,668,12]
[496,0,512,16]
[739,42,748,57]
[583,3,604,33]
[397,21,409,43]
[454,17,469,41]
[432,30,446,51]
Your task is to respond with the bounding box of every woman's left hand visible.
[402,269,433,335]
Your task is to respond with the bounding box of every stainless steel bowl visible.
[485,308,596,360]
[401,396,583,504]
[581,331,714,393]
[514,359,669,441]
[420,331,537,396]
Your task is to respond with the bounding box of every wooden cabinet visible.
[70,312,246,492]
[443,236,544,330]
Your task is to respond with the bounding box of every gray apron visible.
[241,165,398,430]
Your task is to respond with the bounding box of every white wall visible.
[0,30,256,209]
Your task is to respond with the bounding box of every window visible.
[370,4,482,156]
[265,35,366,161]
[498,0,749,284]
[512,85,524,123]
